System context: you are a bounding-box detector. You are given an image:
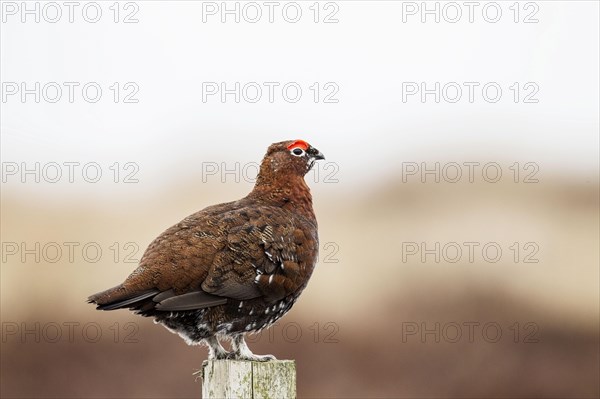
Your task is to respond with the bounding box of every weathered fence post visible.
[202,360,296,399]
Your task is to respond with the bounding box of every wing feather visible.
[155,290,227,311]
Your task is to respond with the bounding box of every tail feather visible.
[88,285,159,311]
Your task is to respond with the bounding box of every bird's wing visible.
[90,203,317,310]
[201,205,317,302]
[153,289,228,311]
[89,202,234,309]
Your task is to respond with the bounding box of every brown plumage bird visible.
[88,140,324,361]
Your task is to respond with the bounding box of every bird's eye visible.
[291,148,305,157]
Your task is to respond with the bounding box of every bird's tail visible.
[88,284,159,311]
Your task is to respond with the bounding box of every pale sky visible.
[2,1,598,195]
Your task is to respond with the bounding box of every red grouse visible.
[89,140,324,361]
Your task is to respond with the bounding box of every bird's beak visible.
[308,147,325,160]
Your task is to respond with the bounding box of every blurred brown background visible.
[2,171,598,398]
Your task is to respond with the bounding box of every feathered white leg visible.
[195,336,230,379]
[230,334,276,362]
[205,335,229,360]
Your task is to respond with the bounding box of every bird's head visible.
[259,140,325,179]
[252,140,325,211]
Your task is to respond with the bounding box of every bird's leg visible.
[205,335,229,360]
[230,334,276,362]
[194,336,229,379]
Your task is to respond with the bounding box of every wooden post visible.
[202,360,296,399]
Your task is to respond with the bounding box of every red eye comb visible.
[287,140,309,151]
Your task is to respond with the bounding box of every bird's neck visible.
[249,174,316,221]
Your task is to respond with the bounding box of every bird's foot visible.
[210,352,231,360]
[205,336,230,361]
[228,333,277,361]
[225,351,276,362]
[236,353,276,362]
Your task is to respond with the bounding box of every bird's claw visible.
[209,352,276,362]
[231,353,276,362]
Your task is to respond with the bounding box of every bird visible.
[88,139,324,362]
